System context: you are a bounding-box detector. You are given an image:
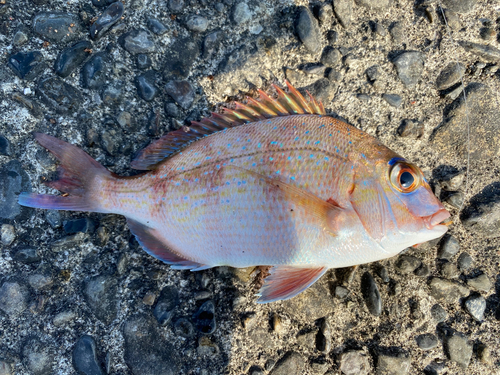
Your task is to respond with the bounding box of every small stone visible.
[135,71,158,102]
[317,320,331,353]
[459,41,500,62]
[83,275,118,325]
[165,80,195,109]
[13,29,29,46]
[382,93,402,108]
[361,272,382,316]
[153,286,179,326]
[53,310,76,326]
[33,12,81,43]
[90,2,123,40]
[430,303,447,323]
[72,335,104,375]
[8,51,45,80]
[51,232,86,251]
[374,23,386,37]
[28,265,54,290]
[477,343,492,365]
[165,102,180,118]
[1,224,15,245]
[356,0,390,9]
[366,65,381,82]
[335,285,350,298]
[101,80,124,105]
[0,280,29,317]
[296,330,317,350]
[271,314,283,333]
[136,54,152,70]
[333,0,353,28]
[168,0,184,13]
[173,318,195,337]
[429,277,469,304]
[389,22,405,45]
[13,247,40,264]
[395,255,421,273]
[441,0,476,14]
[326,69,343,82]
[445,332,472,368]
[163,36,200,79]
[301,62,326,75]
[0,161,32,220]
[415,333,438,350]
[147,18,167,35]
[397,119,424,138]
[296,6,321,54]
[442,9,460,30]
[464,294,486,321]
[81,52,110,90]
[0,361,11,375]
[54,41,92,78]
[120,29,156,54]
[116,111,134,129]
[339,350,370,375]
[37,76,82,114]
[466,274,492,292]
[202,30,223,59]
[185,15,208,32]
[0,135,11,156]
[142,292,156,306]
[193,300,216,334]
[437,235,459,260]
[460,181,500,237]
[440,262,459,279]
[231,2,252,25]
[392,52,425,88]
[457,252,473,270]
[326,30,338,44]
[320,47,342,67]
[436,62,465,90]
[269,352,305,375]
[318,3,333,25]
[357,94,370,102]
[444,191,464,208]
[63,218,95,234]
[22,336,54,375]
[197,336,219,357]
[376,351,411,375]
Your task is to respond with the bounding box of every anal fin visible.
[127,219,203,270]
[256,266,328,303]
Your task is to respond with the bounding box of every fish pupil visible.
[400,171,414,188]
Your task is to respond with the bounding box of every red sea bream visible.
[19,81,450,303]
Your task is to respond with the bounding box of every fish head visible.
[349,153,450,255]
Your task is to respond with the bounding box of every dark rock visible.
[13,247,40,264]
[193,300,216,334]
[320,46,342,67]
[22,336,54,375]
[326,30,338,44]
[444,191,464,208]
[123,314,180,375]
[392,51,425,88]
[185,15,208,32]
[12,93,44,118]
[203,30,223,59]
[168,0,184,13]
[333,0,353,28]
[119,29,155,54]
[136,54,152,70]
[72,335,104,375]
[445,332,472,368]
[357,94,370,102]
[231,2,252,25]
[54,41,92,78]
[100,128,125,156]
[83,275,118,325]
[395,255,421,273]
[165,80,195,109]
[296,6,321,54]
[339,350,370,375]
[90,2,124,40]
[416,333,438,350]
[397,119,424,138]
[147,18,167,35]
[269,352,305,375]
[441,0,476,14]
[430,303,447,323]
[460,182,500,238]
[63,217,95,234]
[479,27,496,41]
[92,0,115,7]
[163,36,200,79]
[33,12,81,43]
[302,78,334,104]
[457,252,473,270]
[316,320,331,353]
[153,286,179,326]
[366,65,381,81]
[81,52,110,90]
[37,76,83,114]
[0,160,32,219]
[459,41,500,62]
[376,350,411,375]
[428,277,469,304]
[436,62,465,90]
[0,135,11,156]
[382,93,402,108]
[0,280,29,317]
[466,274,492,292]
[376,266,390,283]
[173,318,195,337]
[8,51,45,80]
[301,62,325,75]
[361,272,382,316]
[165,102,180,118]
[437,235,460,260]
[440,262,459,279]
[464,294,486,321]
[135,71,158,102]
[389,22,405,45]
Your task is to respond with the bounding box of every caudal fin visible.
[18,133,112,212]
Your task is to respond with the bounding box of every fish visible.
[18,81,451,303]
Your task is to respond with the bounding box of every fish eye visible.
[389,162,419,193]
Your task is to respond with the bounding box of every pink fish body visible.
[19,82,450,303]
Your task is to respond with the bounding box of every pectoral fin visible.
[256,266,328,303]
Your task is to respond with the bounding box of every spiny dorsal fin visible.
[130,81,326,170]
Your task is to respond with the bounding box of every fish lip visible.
[423,209,451,230]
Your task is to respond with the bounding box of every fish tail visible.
[18,133,112,213]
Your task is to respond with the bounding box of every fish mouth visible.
[422,208,451,230]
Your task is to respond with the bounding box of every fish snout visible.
[422,208,451,230]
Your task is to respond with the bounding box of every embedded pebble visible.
[90,2,124,40]
[102,80,124,104]
[28,265,54,290]
[203,30,223,59]
[376,351,411,375]
[8,51,45,80]
[444,191,464,208]
[153,286,179,326]
[395,255,421,273]
[12,93,43,118]
[333,0,352,28]
[466,274,492,292]
[168,0,184,13]
[316,320,331,353]
[1,224,15,246]
[0,135,11,156]
[320,47,342,67]
[301,63,326,75]
[392,52,425,88]
[63,218,95,234]
[335,285,349,298]
[120,29,156,54]
[457,252,473,270]
[81,52,110,90]
[37,76,83,114]
[382,93,402,108]
[33,12,81,43]
[72,335,104,375]
[135,71,159,101]
[0,361,11,375]
[0,280,29,317]
[83,275,118,325]
[269,352,305,375]
[318,3,333,25]
[13,28,29,46]
[174,318,195,337]
[165,80,195,109]
[389,22,405,45]
[445,332,472,368]
[197,336,219,357]
[464,294,486,321]
[54,41,92,78]
[53,310,77,327]
[397,119,424,138]
[436,62,465,90]
[193,300,216,334]
[415,333,438,350]
[0,161,32,220]
[231,2,252,25]
[136,54,152,70]
[21,336,54,375]
[296,6,321,54]
[437,235,459,260]
[477,343,492,365]
[13,247,40,264]
[440,262,459,279]
[460,182,500,238]
[415,263,432,277]
[339,350,370,375]
[185,15,208,32]
[361,272,382,316]
[147,18,167,35]
[429,277,469,304]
